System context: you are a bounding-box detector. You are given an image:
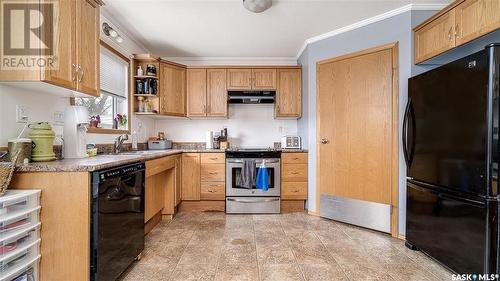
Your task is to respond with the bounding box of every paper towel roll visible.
[206,131,213,149]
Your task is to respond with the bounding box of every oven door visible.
[226,158,281,197]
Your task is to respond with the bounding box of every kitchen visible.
[0,0,499,280]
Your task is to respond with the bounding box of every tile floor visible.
[120,212,453,281]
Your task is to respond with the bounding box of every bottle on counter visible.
[131,131,138,150]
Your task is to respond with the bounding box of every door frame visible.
[315,42,400,237]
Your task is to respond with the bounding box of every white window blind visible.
[100,47,128,98]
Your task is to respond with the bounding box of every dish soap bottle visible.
[132,131,138,150]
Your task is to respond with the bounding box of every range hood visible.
[228,91,275,104]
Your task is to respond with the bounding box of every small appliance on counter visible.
[64,106,89,159]
[281,135,301,149]
[28,122,56,162]
[148,139,172,150]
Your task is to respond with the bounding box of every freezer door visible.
[406,181,488,274]
[407,50,490,196]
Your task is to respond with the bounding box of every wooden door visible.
[252,69,277,90]
[455,0,500,46]
[76,0,100,96]
[160,63,186,116]
[414,9,456,63]
[317,44,398,235]
[276,69,302,118]
[42,0,77,90]
[181,153,201,200]
[145,172,166,222]
[227,69,252,90]
[187,69,207,117]
[207,69,227,117]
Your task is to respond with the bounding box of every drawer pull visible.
[209,172,218,175]
[209,157,218,160]
[291,172,300,175]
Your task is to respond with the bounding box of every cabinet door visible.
[160,63,186,116]
[175,156,182,206]
[42,0,77,90]
[76,0,100,96]
[145,172,166,222]
[227,69,252,90]
[187,69,207,117]
[414,9,456,63]
[207,69,227,117]
[252,69,277,90]
[455,0,500,46]
[276,69,302,118]
[181,153,201,200]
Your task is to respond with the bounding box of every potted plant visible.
[89,115,101,128]
[114,114,127,130]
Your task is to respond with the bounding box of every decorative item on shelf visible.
[137,66,143,76]
[137,96,146,112]
[28,122,56,162]
[89,115,101,128]
[146,64,157,76]
[136,80,144,95]
[144,78,158,95]
[113,114,128,130]
[0,151,20,196]
[158,132,165,140]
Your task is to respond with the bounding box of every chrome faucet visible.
[114,134,129,154]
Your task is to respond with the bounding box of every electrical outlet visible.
[16,105,29,123]
[53,111,64,125]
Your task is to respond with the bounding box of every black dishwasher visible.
[91,162,145,281]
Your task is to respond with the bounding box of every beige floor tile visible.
[215,263,259,281]
[299,263,349,281]
[120,263,175,281]
[257,247,296,264]
[219,244,257,264]
[178,245,221,265]
[260,264,304,281]
[141,244,186,265]
[168,263,217,281]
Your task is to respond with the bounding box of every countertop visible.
[14,148,307,173]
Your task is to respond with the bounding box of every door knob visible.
[320,138,329,144]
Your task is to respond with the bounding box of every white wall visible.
[155,105,298,148]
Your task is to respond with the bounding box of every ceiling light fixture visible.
[243,0,272,13]
[102,22,123,43]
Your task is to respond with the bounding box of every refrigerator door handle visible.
[403,99,412,167]
[408,101,416,166]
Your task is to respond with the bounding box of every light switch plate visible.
[16,105,28,123]
[53,111,64,125]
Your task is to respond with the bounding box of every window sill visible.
[87,127,130,135]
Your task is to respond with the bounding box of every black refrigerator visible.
[405,44,500,275]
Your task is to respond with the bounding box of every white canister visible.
[206,131,213,149]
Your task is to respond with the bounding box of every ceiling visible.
[103,0,450,59]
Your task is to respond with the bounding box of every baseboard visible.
[178,200,225,212]
[307,210,320,216]
[145,211,162,235]
[398,234,406,240]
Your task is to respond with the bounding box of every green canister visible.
[29,122,56,162]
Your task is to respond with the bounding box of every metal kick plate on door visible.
[320,194,391,233]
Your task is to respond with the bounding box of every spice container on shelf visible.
[137,96,145,112]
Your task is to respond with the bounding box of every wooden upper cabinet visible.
[455,0,500,46]
[160,63,186,116]
[252,69,277,90]
[415,9,456,63]
[276,69,302,118]
[187,69,207,117]
[207,69,228,117]
[181,153,201,200]
[75,0,100,96]
[227,69,252,90]
[42,0,77,90]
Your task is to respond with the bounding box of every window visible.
[75,42,130,133]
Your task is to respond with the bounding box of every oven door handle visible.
[227,159,280,164]
[227,198,280,203]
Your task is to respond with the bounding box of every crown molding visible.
[163,56,299,66]
[295,3,447,59]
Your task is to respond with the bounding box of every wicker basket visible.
[0,152,19,196]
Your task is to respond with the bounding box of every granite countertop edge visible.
[14,149,308,173]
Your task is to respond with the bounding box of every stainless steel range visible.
[225,149,281,214]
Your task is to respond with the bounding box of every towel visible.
[238,159,255,189]
[256,161,269,191]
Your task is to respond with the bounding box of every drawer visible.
[200,182,225,200]
[0,239,39,276]
[201,153,225,164]
[201,164,225,181]
[0,207,40,235]
[282,153,307,164]
[0,223,40,257]
[0,190,40,217]
[2,255,39,281]
[146,156,176,177]
[282,164,307,182]
[282,182,307,200]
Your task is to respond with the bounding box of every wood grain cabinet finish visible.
[200,182,225,200]
[207,69,228,117]
[227,69,252,90]
[281,153,308,200]
[201,164,225,181]
[160,63,186,116]
[187,69,207,117]
[201,153,226,164]
[175,156,182,206]
[145,171,166,222]
[252,69,277,90]
[182,153,201,200]
[200,153,226,200]
[276,69,302,118]
[414,0,500,63]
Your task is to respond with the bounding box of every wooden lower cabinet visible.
[182,153,201,200]
[281,152,308,212]
[145,171,167,222]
